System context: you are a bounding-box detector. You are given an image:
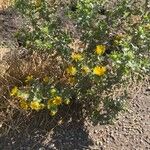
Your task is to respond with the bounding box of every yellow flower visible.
[53,96,62,105]
[93,66,106,76]
[71,53,83,61]
[82,66,90,74]
[95,45,106,55]
[30,101,44,111]
[10,86,18,96]
[68,77,76,85]
[66,66,77,76]
[20,100,28,110]
[25,75,33,83]
[43,76,49,83]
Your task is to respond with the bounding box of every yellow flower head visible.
[10,86,18,96]
[71,53,83,62]
[53,96,62,105]
[43,76,49,83]
[95,45,106,55]
[25,75,33,83]
[66,66,77,76]
[20,100,28,110]
[30,101,44,111]
[82,66,90,74]
[93,66,106,76]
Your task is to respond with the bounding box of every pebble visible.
[145,86,150,91]
[94,129,99,134]
[39,147,46,150]
[95,140,102,146]
[48,144,55,149]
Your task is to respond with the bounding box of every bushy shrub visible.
[11,0,150,122]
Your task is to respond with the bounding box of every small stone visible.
[0,123,3,128]
[48,144,55,149]
[94,129,98,134]
[146,87,150,92]
[95,140,102,146]
[39,147,46,150]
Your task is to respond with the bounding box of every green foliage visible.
[12,0,150,122]
[14,0,71,54]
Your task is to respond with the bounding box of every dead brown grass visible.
[0,0,13,10]
[0,51,63,136]
[1,51,62,85]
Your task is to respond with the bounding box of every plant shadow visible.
[91,98,125,125]
[0,102,93,150]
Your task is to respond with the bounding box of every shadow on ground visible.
[0,102,93,150]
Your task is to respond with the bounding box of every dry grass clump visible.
[0,0,13,10]
[0,51,62,92]
[0,51,63,136]
[7,52,62,83]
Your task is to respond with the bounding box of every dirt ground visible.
[0,4,150,150]
[0,80,149,150]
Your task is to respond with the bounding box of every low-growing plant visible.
[11,0,150,123]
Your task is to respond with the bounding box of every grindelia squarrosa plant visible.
[10,0,150,123]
